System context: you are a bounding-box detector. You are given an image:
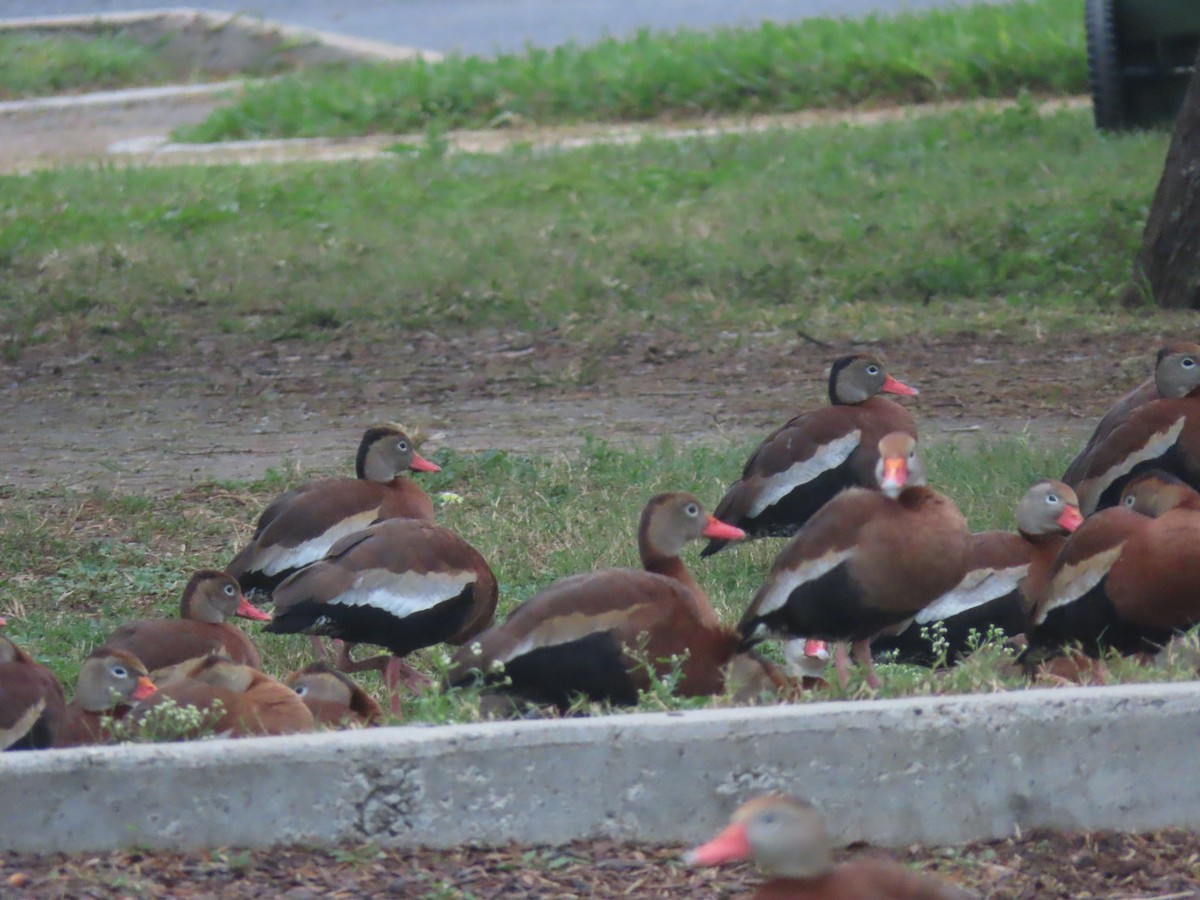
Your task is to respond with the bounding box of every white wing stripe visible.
[1034,544,1124,625]
[331,569,475,619]
[756,548,854,617]
[914,564,1028,624]
[257,510,379,577]
[748,430,861,518]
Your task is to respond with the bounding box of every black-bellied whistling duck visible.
[872,480,1083,666]
[447,493,765,709]
[136,655,314,738]
[99,570,270,672]
[738,433,970,689]
[686,795,978,900]
[285,662,384,727]
[1066,349,1200,515]
[1027,469,1200,662]
[0,634,66,751]
[267,518,497,712]
[1064,342,1200,485]
[54,650,157,747]
[226,425,441,595]
[702,354,918,557]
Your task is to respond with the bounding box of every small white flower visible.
[436,492,464,505]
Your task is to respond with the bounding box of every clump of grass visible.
[0,33,174,99]
[178,0,1085,142]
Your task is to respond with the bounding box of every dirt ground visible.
[1,328,1160,494]
[3,829,1200,898]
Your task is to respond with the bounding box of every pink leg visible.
[851,639,881,689]
[832,642,852,690]
[381,658,433,715]
[309,635,330,662]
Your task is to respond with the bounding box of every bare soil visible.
[0,328,1156,493]
[3,829,1200,898]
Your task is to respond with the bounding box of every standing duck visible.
[226,425,441,594]
[738,433,970,689]
[448,493,771,709]
[702,354,918,557]
[872,480,1083,666]
[54,650,157,747]
[1065,348,1200,515]
[1028,469,1200,661]
[99,570,270,672]
[1063,341,1200,485]
[285,662,383,727]
[136,655,315,738]
[267,518,497,711]
[0,634,66,751]
[686,795,978,899]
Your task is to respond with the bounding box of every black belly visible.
[494,631,639,709]
[871,591,1027,666]
[1027,578,1173,657]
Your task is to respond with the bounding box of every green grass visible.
[0,106,1175,363]
[0,33,183,99]
[3,436,1196,731]
[179,0,1086,142]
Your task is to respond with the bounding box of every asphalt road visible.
[7,0,1007,55]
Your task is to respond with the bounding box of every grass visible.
[0,105,1175,363]
[178,0,1086,142]
[0,33,176,100]
[3,436,1197,730]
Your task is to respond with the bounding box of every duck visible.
[0,633,66,751]
[1027,469,1200,662]
[685,794,978,899]
[1065,348,1200,515]
[738,433,970,689]
[54,650,157,747]
[267,518,497,712]
[285,662,384,727]
[702,354,918,557]
[226,424,441,595]
[871,480,1083,666]
[447,493,774,709]
[1063,341,1200,485]
[98,570,270,672]
[134,655,314,738]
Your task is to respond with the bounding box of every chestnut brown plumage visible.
[872,480,1082,665]
[448,493,769,709]
[1064,342,1200,485]
[285,662,383,727]
[0,634,66,751]
[226,425,441,594]
[136,655,314,738]
[1065,345,1200,514]
[99,570,269,672]
[1028,469,1200,661]
[702,354,918,557]
[54,649,157,747]
[268,518,497,711]
[686,795,978,900]
[738,433,970,689]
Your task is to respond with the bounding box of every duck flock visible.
[5,342,1200,896]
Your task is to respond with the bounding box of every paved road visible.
[7,0,1005,55]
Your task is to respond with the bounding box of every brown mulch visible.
[3,830,1199,898]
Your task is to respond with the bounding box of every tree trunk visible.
[1129,50,1200,308]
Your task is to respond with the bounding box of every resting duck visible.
[448,493,779,709]
[738,433,970,689]
[99,570,270,672]
[872,480,1082,666]
[54,650,157,747]
[138,655,315,738]
[703,354,918,557]
[1066,348,1200,515]
[268,518,497,711]
[686,795,978,899]
[285,662,384,727]
[1028,469,1200,661]
[0,634,66,751]
[1063,341,1200,485]
[226,425,441,594]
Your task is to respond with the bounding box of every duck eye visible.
[397,441,409,452]
[1046,493,1058,505]
[685,503,699,517]
[760,813,776,825]
[224,584,236,596]
[294,684,308,697]
[112,665,127,678]
[866,365,880,375]
[1124,494,1136,507]
[1184,358,1196,368]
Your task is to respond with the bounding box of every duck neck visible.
[641,549,720,629]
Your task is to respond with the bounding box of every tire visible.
[1085,0,1125,131]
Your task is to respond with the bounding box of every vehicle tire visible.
[1085,0,1125,130]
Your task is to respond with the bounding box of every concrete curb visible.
[2,682,1198,853]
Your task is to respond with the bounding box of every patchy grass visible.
[0,32,176,99]
[3,436,1194,727]
[0,106,1171,364]
[179,0,1085,141]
